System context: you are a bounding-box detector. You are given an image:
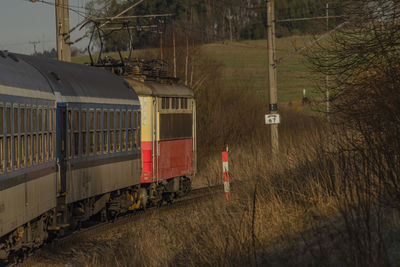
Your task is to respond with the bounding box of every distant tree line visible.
[33,46,84,58]
[87,0,342,51]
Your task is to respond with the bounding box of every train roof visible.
[125,77,194,98]
[18,54,139,106]
[0,51,55,100]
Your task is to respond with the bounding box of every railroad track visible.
[5,184,225,267]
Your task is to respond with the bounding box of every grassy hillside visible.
[201,36,319,106]
[72,36,320,109]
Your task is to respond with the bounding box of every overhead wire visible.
[23,0,87,17]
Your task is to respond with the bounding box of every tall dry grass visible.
[23,41,400,267]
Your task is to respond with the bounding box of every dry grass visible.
[24,36,400,266]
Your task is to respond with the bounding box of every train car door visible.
[56,104,67,194]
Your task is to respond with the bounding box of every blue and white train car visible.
[0,52,58,258]
[0,52,143,261]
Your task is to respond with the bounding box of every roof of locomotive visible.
[124,77,194,98]
[18,54,139,105]
[0,52,55,100]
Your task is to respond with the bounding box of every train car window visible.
[122,110,126,151]
[48,107,53,132]
[6,106,11,135]
[44,132,48,162]
[38,108,42,132]
[6,136,11,172]
[39,108,44,163]
[39,132,43,163]
[13,106,19,170]
[81,110,87,156]
[27,108,31,132]
[20,106,25,168]
[0,105,3,173]
[96,109,101,155]
[33,108,37,132]
[110,110,114,153]
[103,110,108,153]
[43,109,47,162]
[68,110,72,158]
[32,107,37,165]
[44,109,48,131]
[127,111,132,151]
[116,110,120,152]
[73,110,79,157]
[171,98,176,109]
[13,107,18,133]
[132,111,137,149]
[162,97,170,110]
[27,107,32,166]
[162,97,166,109]
[51,108,56,160]
[20,107,25,133]
[89,110,94,155]
[48,109,53,160]
[0,106,2,136]
[128,111,132,129]
[6,105,11,171]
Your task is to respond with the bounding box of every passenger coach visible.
[0,52,197,262]
[0,52,58,259]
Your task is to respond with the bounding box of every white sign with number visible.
[265,114,280,125]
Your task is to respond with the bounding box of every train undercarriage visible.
[0,176,191,265]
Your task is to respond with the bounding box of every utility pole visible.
[266,0,279,158]
[325,2,330,119]
[29,41,40,54]
[55,0,71,62]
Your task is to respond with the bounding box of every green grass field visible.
[201,36,320,107]
[72,36,321,109]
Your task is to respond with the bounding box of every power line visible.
[24,0,87,17]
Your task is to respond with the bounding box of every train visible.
[0,51,196,262]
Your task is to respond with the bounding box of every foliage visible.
[86,0,342,51]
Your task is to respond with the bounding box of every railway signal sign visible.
[265,114,280,125]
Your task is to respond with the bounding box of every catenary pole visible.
[55,0,71,61]
[266,0,279,158]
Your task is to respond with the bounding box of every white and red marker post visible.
[222,145,230,201]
